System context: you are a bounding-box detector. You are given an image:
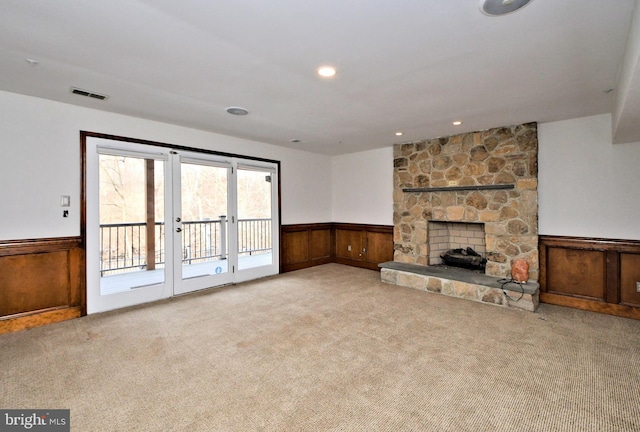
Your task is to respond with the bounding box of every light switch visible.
[61,195,70,207]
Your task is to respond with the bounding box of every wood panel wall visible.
[281,223,334,272]
[539,236,640,319]
[7,232,636,333]
[281,223,393,272]
[0,237,85,334]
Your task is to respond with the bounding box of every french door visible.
[86,137,279,314]
[173,154,234,295]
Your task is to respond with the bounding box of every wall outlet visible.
[637,281,640,293]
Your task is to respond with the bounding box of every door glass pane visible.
[237,168,273,270]
[180,162,229,279]
[99,154,165,295]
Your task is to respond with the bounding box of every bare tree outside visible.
[99,155,165,274]
[238,169,272,219]
[99,155,165,224]
[180,163,227,221]
[99,157,274,276]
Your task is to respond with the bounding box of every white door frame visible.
[86,138,175,314]
[85,136,280,314]
[234,161,280,284]
[171,150,236,295]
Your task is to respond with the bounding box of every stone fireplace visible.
[381,123,540,311]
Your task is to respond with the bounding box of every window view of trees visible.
[181,163,227,222]
[99,155,166,274]
[98,155,274,276]
[99,157,273,224]
[237,168,272,220]
[99,155,165,225]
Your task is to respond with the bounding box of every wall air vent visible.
[71,87,109,101]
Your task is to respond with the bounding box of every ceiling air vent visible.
[71,87,109,101]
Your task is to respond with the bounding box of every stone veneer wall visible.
[393,123,539,280]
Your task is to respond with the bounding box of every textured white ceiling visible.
[0,0,637,155]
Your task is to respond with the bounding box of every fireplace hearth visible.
[380,261,539,312]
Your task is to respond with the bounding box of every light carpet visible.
[1,264,639,431]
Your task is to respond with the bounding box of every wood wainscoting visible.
[0,237,85,334]
[281,223,393,273]
[539,235,640,319]
[281,223,334,272]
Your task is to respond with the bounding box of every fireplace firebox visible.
[427,221,486,268]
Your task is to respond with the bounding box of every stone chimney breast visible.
[393,123,539,280]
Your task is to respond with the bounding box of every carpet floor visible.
[1,263,639,431]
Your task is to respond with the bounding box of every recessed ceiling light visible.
[317,66,337,78]
[226,106,249,116]
[395,132,404,136]
[480,0,533,16]
[453,121,463,126]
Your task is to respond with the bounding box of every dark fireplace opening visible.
[428,221,487,273]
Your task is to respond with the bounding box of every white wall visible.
[0,90,332,241]
[330,114,640,238]
[331,146,394,225]
[6,89,637,242]
[538,113,640,240]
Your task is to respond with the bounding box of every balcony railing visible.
[100,217,271,276]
